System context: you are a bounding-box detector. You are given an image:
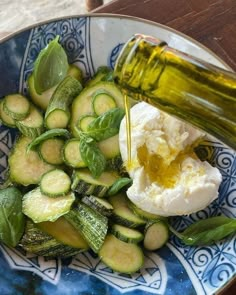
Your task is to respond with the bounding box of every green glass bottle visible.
[114,34,236,149]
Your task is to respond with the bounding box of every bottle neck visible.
[114,34,167,95]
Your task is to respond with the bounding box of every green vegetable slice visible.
[27,128,70,151]
[40,169,71,197]
[99,234,144,274]
[22,187,75,223]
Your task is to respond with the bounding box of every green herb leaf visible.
[79,134,106,178]
[108,177,132,196]
[27,128,70,152]
[0,187,25,247]
[86,108,125,141]
[33,35,69,94]
[169,216,236,246]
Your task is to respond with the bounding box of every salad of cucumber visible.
[0,36,235,275]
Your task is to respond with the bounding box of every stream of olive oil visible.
[123,93,132,168]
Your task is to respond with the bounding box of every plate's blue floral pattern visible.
[0,15,235,295]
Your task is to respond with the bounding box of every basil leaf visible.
[170,216,236,246]
[108,177,132,196]
[87,108,125,141]
[80,135,106,178]
[0,187,25,247]
[33,35,69,94]
[27,128,70,152]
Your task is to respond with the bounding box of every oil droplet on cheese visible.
[137,143,199,188]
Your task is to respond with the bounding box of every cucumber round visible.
[40,169,71,197]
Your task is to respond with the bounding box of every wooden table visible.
[94,0,236,294]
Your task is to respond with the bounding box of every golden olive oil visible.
[114,34,236,150]
[123,93,132,168]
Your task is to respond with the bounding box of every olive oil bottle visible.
[114,34,236,149]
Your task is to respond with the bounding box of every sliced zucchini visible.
[78,115,96,132]
[143,221,169,251]
[128,201,166,221]
[40,169,71,197]
[92,90,117,116]
[109,193,146,228]
[71,169,119,197]
[111,224,144,244]
[9,136,53,185]
[28,74,56,111]
[99,234,144,274]
[16,104,44,138]
[63,138,87,168]
[86,66,112,87]
[22,187,75,223]
[67,64,83,84]
[39,138,64,165]
[21,220,82,257]
[0,100,16,127]
[81,195,113,217]
[45,76,82,129]
[70,82,124,136]
[106,156,123,172]
[27,128,70,151]
[37,216,89,249]
[3,94,30,120]
[65,203,108,253]
[98,134,120,159]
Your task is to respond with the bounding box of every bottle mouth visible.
[113,33,167,93]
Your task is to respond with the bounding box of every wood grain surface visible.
[94,0,236,294]
[94,0,236,71]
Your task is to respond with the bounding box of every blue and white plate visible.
[0,14,235,295]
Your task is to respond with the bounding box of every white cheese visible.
[119,102,222,216]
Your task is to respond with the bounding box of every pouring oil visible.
[114,34,236,150]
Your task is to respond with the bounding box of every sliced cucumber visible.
[21,220,82,257]
[67,64,83,84]
[3,94,30,120]
[82,195,113,217]
[16,104,44,138]
[45,76,82,129]
[78,115,96,132]
[27,128,70,151]
[71,169,119,197]
[0,100,16,127]
[40,169,71,197]
[37,216,89,249]
[22,187,75,223]
[143,221,169,251]
[9,136,53,185]
[109,193,146,228]
[128,201,166,221]
[99,234,144,274]
[28,74,56,111]
[70,82,124,136]
[39,138,64,165]
[63,138,87,168]
[92,90,117,116]
[65,203,108,253]
[106,156,123,172]
[111,224,144,244]
[98,134,120,159]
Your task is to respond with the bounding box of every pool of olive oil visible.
[114,36,236,150]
